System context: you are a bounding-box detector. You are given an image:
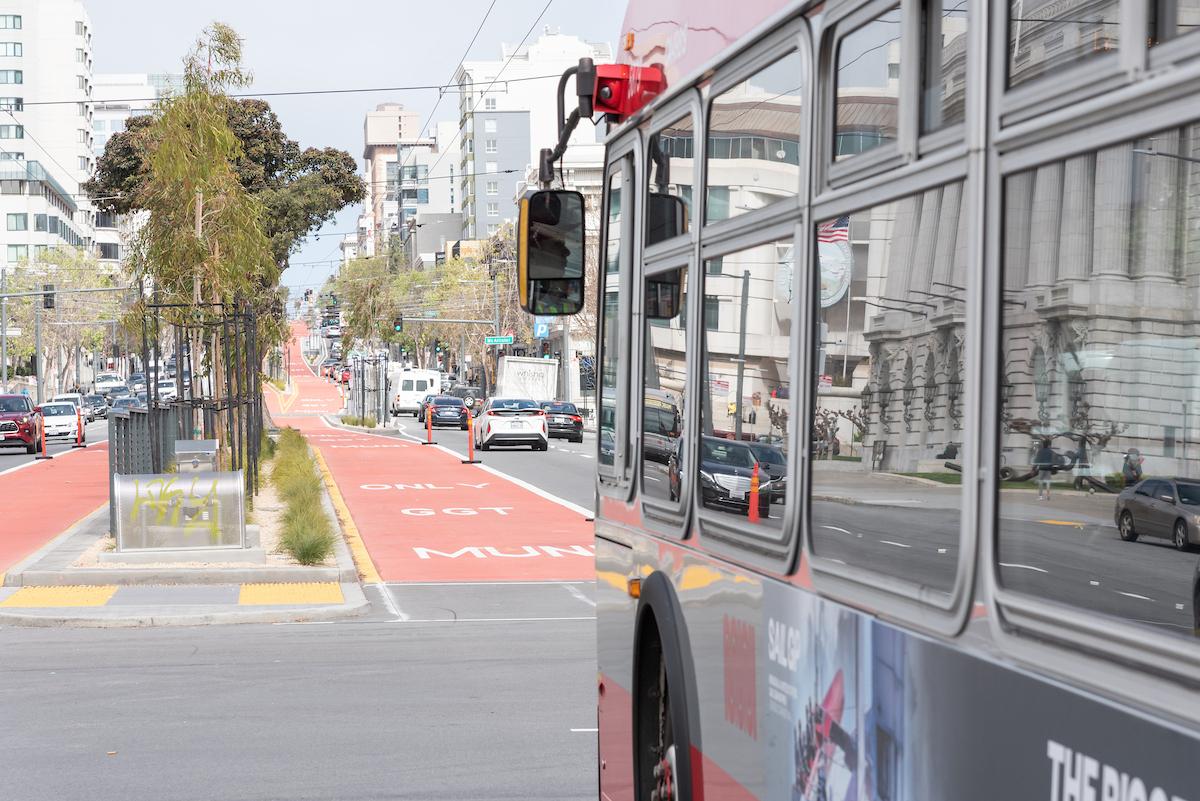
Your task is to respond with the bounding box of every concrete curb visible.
[322,415,400,436]
[0,582,369,628]
[9,564,355,587]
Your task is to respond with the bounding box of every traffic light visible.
[43,284,54,310]
[393,317,403,333]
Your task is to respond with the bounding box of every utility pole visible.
[734,270,750,441]
[34,303,42,404]
[492,265,501,395]
[0,264,6,390]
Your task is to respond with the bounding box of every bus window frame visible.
[700,18,809,243]
[597,133,644,497]
[643,89,703,264]
[1147,0,1200,71]
[915,0,970,158]
[984,90,1200,694]
[822,0,915,190]
[991,0,1132,129]
[694,218,803,567]
[637,257,697,533]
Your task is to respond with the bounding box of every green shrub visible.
[269,427,336,565]
[339,415,376,428]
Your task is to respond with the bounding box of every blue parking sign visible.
[534,316,551,339]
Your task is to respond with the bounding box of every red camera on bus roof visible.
[592,63,667,121]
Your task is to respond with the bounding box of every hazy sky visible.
[86,0,626,293]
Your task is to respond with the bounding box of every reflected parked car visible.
[698,435,771,518]
[541,401,583,442]
[748,442,787,504]
[1115,478,1200,551]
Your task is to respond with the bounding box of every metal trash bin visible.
[174,439,219,473]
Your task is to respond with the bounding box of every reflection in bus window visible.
[1150,0,1200,44]
[700,239,793,531]
[1007,0,1120,88]
[705,51,803,224]
[998,125,1200,640]
[835,8,901,160]
[647,114,694,246]
[600,170,624,470]
[809,183,967,595]
[921,0,967,132]
[643,266,688,506]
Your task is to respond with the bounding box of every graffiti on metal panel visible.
[130,475,221,541]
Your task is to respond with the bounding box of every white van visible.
[390,369,441,416]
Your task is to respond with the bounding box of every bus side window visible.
[642,264,689,511]
[599,163,629,478]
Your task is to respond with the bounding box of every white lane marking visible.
[1116,591,1154,602]
[0,459,37,477]
[400,616,596,623]
[879,540,911,549]
[819,525,859,538]
[645,475,661,482]
[937,548,948,554]
[579,453,593,459]
[862,499,922,505]
[564,583,597,608]
[1089,580,1100,586]
[1177,603,1187,611]
[376,582,407,621]
[1000,562,1049,573]
[570,728,599,733]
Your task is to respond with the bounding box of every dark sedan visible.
[423,395,469,429]
[749,442,787,504]
[1115,478,1200,551]
[84,393,109,419]
[697,436,771,518]
[540,401,583,442]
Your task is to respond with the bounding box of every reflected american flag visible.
[817,215,850,243]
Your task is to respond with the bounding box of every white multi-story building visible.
[0,1,95,272]
[91,72,182,270]
[455,30,612,240]
[359,102,421,257]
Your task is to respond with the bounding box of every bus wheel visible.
[637,629,681,801]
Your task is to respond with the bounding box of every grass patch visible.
[898,472,963,484]
[340,415,376,428]
[270,428,335,565]
[832,455,862,462]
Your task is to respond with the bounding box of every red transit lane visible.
[0,445,109,576]
[269,323,593,582]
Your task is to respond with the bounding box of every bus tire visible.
[633,572,700,801]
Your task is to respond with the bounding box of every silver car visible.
[1115,478,1200,551]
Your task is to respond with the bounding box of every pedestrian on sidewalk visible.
[1122,448,1144,488]
[1071,435,1094,490]
[1034,438,1055,500]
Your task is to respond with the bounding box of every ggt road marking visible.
[399,506,514,516]
[360,482,489,490]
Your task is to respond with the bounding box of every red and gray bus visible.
[516,1,1200,798]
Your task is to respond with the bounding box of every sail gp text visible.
[1047,740,1187,801]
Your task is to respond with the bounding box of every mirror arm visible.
[541,58,597,189]
[539,108,582,187]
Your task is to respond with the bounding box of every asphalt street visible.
[0,417,109,472]
[0,583,598,801]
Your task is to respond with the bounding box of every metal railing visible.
[107,402,178,536]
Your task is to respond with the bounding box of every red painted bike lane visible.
[0,445,110,577]
[269,324,593,583]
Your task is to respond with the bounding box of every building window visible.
[98,242,119,260]
[77,76,87,90]
[0,179,21,194]
[75,20,85,35]
[487,202,499,217]
[77,102,86,117]
[1008,0,1119,87]
[484,119,497,133]
[0,16,21,30]
[834,9,901,162]
[6,244,26,262]
[485,161,497,174]
[77,129,88,144]
[0,70,22,84]
[484,97,496,110]
[487,223,498,235]
[0,42,21,57]
[486,180,498,196]
[77,156,88,170]
[0,97,21,111]
[0,153,23,162]
[76,48,86,63]
[485,138,497,154]
[6,212,26,231]
[921,0,967,132]
[0,124,22,138]
[34,213,45,231]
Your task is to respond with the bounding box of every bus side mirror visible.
[518,189,585,316]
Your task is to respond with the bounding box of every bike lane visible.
[0,445,110,578]
[270,324,593,583]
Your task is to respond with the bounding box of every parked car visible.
[51,392,92,423]
[446,384,484,415]
[425,395,469,429]
[39,401,83,442]
[107,385,130,403]
[474,398,548,451]
[748,442,788,504]
[697,435,772,518]
[1116,478,1200,551]
[415,393,438,423]
[540,401,584,442]
[83,394,109,419]
[94,372,125,395]
[0,393,41,454]
[155,378,178,401]
[127,373,147,393]
[111,396,143,413]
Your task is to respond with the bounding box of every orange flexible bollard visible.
[35,414,51,460]
[422,402,436,445]
[461,407,480,464]
[72,405,85,448]
[748,461,760,523]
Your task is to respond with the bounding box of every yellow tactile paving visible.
[237,582,344,606]
[313,449,382,584]
[0,585,118,607]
